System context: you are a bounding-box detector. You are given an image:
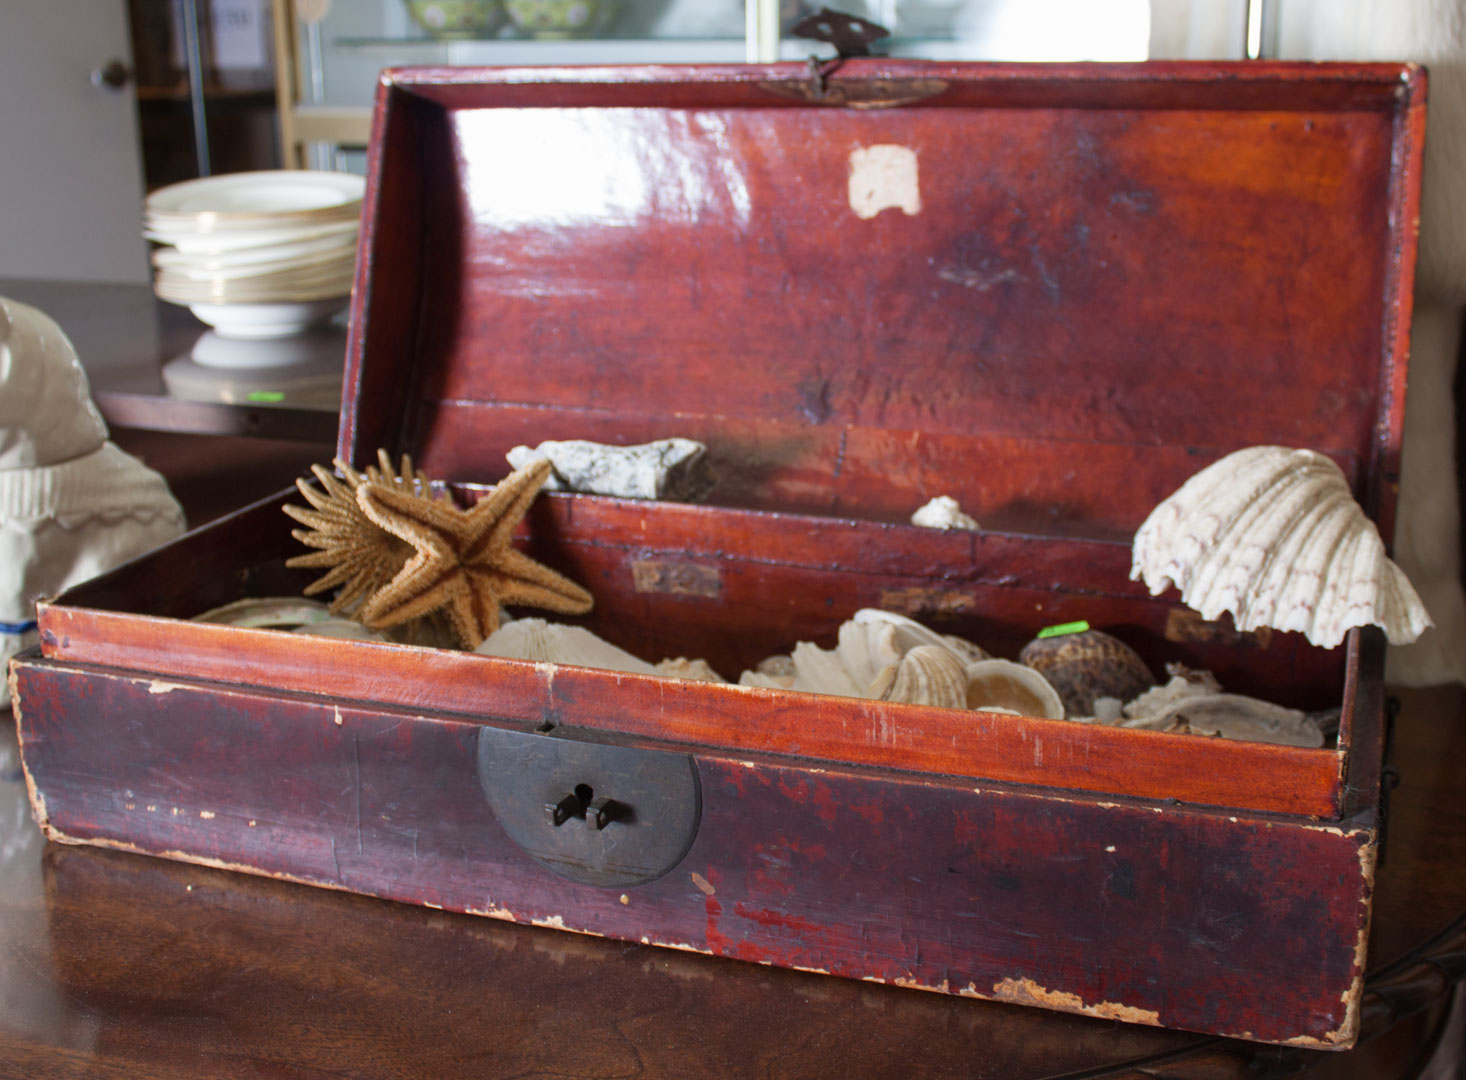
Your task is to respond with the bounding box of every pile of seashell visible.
[227,441,1416,750]
[735,609,1062,718]
[193,596,1328,747]
[471,608,1327,748]
[1018,628,1329,747]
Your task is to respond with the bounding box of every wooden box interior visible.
[37,60,1421,823]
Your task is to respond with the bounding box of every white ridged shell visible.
[879,645,970,709]
[476,619,658,675]
[478,621,728,682]
[1131,446,1432,648]
[851,608,991,662]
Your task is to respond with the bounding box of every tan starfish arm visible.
[462,459,556,555]
[283,451,441,619]
[359,552,530,647]
[487,549,594,614]
[294,562,366,603]
[284,545,353,567]
[286,545,399,610]
[282,506,352,535]
[299,465,357,508]
[358,555,466,630]
[356,481,463,559]
[443,580,504,650]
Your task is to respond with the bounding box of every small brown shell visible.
[1018,629,1156,719]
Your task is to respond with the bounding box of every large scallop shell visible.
[1131,446,1432,648]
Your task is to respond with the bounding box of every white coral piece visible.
[1131,446,1432,648]
[477,620,729,683]
[476,619,659,675]
[911,495,979,530]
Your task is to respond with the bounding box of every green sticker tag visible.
[1037,620,1090,639]
[246,391,286,403]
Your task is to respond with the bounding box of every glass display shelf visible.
[276,0,1149,165]
[324,34,748,70]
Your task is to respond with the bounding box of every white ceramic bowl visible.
[147,219,360,255]
[146,171,364,224]
[187,299,347,340]
[186,326,346,370]
[151,230,358,272]
[159,248,356,283]
[153,260,355,301]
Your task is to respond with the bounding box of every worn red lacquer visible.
[13,61,1423,1047]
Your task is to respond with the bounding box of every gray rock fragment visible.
[506,438,713,501]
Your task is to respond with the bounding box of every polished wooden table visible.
[2,685,1462,1078]
[0,277,339,443]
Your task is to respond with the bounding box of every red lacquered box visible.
[12,60,1425,1047]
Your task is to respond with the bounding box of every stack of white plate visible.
[146,171,365,340]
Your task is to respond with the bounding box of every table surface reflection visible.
[0,278,340,442]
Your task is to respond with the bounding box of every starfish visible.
[355,459,594,650]
[283,450,440,614]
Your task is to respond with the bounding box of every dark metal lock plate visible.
[476,724,701,888]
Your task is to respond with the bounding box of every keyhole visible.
[575,783,594,806]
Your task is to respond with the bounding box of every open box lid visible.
[341,59,1423,543]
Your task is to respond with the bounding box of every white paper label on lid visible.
[848,145,921,220]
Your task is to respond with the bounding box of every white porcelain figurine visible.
[0,296,186,704]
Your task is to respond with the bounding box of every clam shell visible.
[738,638,863,696]
[291,618,388,641]
[835,620,906,693]
[193,596,333,628]
[1137,692,1324,748]
[879,645,969,709]
[851,608,991,661]
[1018,630,1155,718]
[965,659,1065,719]
[1131,446,1432,648]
